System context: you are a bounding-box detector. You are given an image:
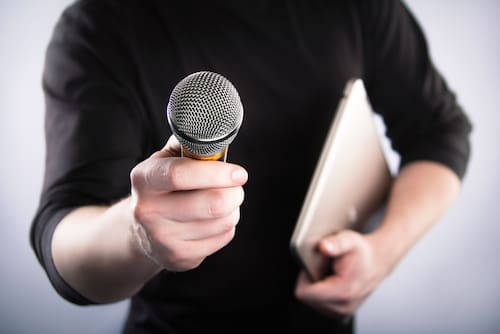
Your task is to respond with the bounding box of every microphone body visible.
[166,71,244,161]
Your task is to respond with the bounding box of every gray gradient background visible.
[1,1,498,333]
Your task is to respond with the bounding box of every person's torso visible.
[109,1,364,332]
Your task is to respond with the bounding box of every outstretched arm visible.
[52,137,248,304]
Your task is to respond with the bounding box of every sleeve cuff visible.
[399,132,471,180]
[39,207,98,305]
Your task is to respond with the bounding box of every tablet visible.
[290,78,394,282]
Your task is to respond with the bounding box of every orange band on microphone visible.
[181,147,228,161]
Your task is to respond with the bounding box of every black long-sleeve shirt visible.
[31,0,472,333]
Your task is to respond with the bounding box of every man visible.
[31,0,472,333]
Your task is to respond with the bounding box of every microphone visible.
[166,71,244,162]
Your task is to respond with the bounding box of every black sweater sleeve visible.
[359,0,472,179]
[30,1,146,305]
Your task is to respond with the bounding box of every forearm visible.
[367,160,461,274]
[51,197,161,304]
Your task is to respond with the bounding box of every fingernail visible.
[232,168,248,183]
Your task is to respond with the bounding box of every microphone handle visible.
[181,146,228,162]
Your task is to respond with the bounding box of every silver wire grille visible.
[166,71,243,157]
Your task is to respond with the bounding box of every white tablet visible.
[290,78,394,282]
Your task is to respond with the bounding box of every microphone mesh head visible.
[166,71,243,157]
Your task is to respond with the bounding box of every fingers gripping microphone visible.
[166,71,244,161]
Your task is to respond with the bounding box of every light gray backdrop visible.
[1,1,498,333]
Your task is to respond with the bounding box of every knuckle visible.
[294,286,305,300]
[130,163,145,187]
[220,214,238,234]
[131,159,161,190]
[236,186,245,206]
[206,188,244,220]
[219,226,236,246]
[230,209,241,226]
[133,202,151,224]
[207,190,227,218]
[164,161,185,190]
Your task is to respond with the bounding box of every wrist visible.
[122,198,163,276]
[365,227,407,277]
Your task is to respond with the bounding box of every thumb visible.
[319,230,360,257]
[151,135,181,158]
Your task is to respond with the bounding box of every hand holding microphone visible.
[129,71,247,272]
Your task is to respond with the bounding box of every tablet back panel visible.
[290,78,393,281]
